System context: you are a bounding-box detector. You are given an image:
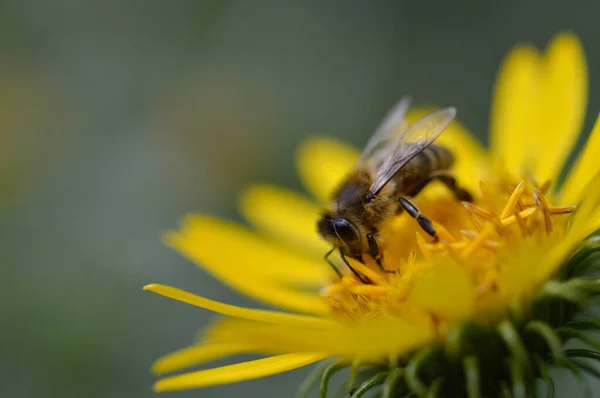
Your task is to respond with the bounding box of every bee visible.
[317,97,472,279]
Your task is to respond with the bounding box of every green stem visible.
[508,357,526,398]
[463,356,480,398]
[351,372,387,397]
[497,321,532,374]
[565,318,600,330]
[426,378,444,398]
[347,359,362,392]
[320,361,348,398]
[558,327,600,351]
[542,280,589,303]
[562,234,600,278]
[382,368,404,398]
[405,348,439,396]
[566,349,600,362]
[524,320,566,363]
[296,361,331,398]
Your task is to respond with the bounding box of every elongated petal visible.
[204,314,435,360]
[239,184,329,253]
[490,44,541,177]
[564,172,600,244]
[153,353,327,392]
[152,343,250,375]
[144,284,332,326]
[296,137,359,203]
[534,32,588,183]
[561,114,600,205]
[407,108,489,194]
[534,172,600,283]
[164,215,329,314]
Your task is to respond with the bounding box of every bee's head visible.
[317,212,362,252]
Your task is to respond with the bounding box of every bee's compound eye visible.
[332,218,360,245]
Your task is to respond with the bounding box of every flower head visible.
[146,32,600,396]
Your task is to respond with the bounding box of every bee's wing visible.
[367,107,457,196]
[358,97,412,163]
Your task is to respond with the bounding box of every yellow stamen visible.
[500,181,525,219]
[435,223,456,243]
[500,207,537,226]
[461,224,496,258]
[464,202,494,219]
[461,230,502,251]
[513,206,530,236]
[538,180,551,195]
[549,205,577,214]
[349,285,395,297]
[533,189,553,233]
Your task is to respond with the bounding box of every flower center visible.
[321,179,576,324]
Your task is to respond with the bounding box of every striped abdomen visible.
[412,144,454,174]
[392,144,455,194]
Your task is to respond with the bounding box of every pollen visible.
[321,179,576,326]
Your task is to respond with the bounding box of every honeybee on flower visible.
[318,100,474,280]
[146,32,600,397]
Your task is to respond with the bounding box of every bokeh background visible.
[2,1,600,397]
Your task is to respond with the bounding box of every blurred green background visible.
[2,1,600,397]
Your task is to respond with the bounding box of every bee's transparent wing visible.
[367,107,457,196]
[358,97,412,163]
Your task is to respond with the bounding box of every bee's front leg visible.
[324,248,343,279]
[366,232,386,272]
[338,248,368,283]
[398,197,439,242]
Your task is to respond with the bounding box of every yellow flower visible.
[146,32,600,396]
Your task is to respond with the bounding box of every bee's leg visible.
[324,248,343,279]
[366,232,385,272]
[339,248,368,283]
[429,171,473,202]
[398,197,439,242]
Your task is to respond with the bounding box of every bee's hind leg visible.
[398,197,438,242]
[430,171,473,202]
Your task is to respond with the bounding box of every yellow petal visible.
[239,184,329,253]
[164,215,329,314]
[144,284,332,327]
[407,262,475,320]
[152,343,250,375]
[407,108,489,194]
[566,172,600,243]
[534,171,600,283]
[534,32,588,183]
[153,353,327,392]
[296,137,359,203]
[205,314,435,360]
[490,44,541,178]
[561,114,600,205]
